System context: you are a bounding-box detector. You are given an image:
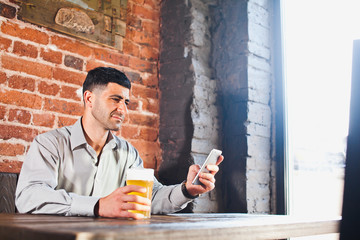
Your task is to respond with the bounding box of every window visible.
[282,0,360,239]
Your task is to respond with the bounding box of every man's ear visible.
[83,90,94,108]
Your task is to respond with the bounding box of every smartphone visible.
[192,149,222,185]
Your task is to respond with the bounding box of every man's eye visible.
[125,101,130,106]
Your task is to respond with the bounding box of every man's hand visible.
[96,185,151,219]
[185,155,224,197]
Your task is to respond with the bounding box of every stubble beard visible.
[92,108,124,132]
[106,111,125,131]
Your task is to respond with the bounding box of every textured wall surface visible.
[158,0,193,186]
[159,0,274,213]
[0,0,162,173]
[159,0,223,212]
[211,0,274,213]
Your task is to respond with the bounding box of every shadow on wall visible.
[220,93,248,213]
[158,97,194,185]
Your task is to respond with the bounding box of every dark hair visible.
[82,67,131,95]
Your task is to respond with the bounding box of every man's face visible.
[90,82,130,131]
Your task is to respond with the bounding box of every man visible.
[15,67,223,219]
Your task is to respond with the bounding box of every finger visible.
[199,172,216,183]
[216,155,224,165]
[127,212,147,220]
[117,210,147,220]
[198,177,215,190]
[187,164,201,182]
[122,202,151,212]
[121,185,147,194]
[123,194,151,206]
[189,164,200,173]
[206,164,219,174]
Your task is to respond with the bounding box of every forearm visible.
[15,184,99,216]
[151,183,193,214]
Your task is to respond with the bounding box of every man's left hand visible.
[185,155,224,197]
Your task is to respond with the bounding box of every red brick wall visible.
[0,0,161,173]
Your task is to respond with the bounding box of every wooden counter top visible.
[0,213,341,240]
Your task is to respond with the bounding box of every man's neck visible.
[81,117,109,156]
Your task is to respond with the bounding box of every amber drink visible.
[126,168,154,218]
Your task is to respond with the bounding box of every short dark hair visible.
[82,67,131,95]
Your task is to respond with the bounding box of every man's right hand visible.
[95,185,151,219]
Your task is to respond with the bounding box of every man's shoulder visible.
[112,134,138,152]
[35,124,73,145]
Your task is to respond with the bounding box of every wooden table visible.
[0,213,341,240]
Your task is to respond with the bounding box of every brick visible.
[121,125,140,139]
[93,48,129,67]
[33,112,55,128]
[51,36,92,57]
[53,68,86,86]
[44,98,83,116]
[85,60,106,72]
[129,56,156,73]
[141,154,157,169]
[128,112,158,128]
[123,39,140,57]
[0,123,38,141]
[60,85,81,101]
[8,75,36,92]
[0,71,7,84]
[131,139,160,155]
[0,142,25,156]
[140,46,158,61]
[38,81,60,96]
[1,22,49,45]
[0,89,42,109]
[132,4,159,22]
[0,35,12,50]
[58,116,78,127]
[127,15,142,30]
[0,105,6,119]
[0,3,16,19]
[142,74,158,87]
[131,0,145,5]
[8,109,31,124]
[122,115,130,125]
[0,159,23,173]
[127,28,159,48]
[142,98,159,113]
[124,71,141,84]
[144,0,160,10]
[64,55,84,71]
[40,48,62,64]
[127,99,139,111]
[142,21,159,35]
[13,41,38,58]
[2,54,52,79]
[132,85,158,99]
[140,127,158,141]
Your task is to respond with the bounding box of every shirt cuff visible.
[69,193,100,217]
[170,184,194,208]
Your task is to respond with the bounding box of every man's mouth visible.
[111,113,124,122]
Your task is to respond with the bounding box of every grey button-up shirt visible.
[15,118,191,216]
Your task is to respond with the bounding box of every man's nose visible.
[117,101,128,114]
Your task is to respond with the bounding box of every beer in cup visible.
[126,168,154,218]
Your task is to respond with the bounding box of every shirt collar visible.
[70,118,119,151]
[70,118,88,150]
[105,131,118,150]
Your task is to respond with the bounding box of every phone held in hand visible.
[192,149,222,185]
